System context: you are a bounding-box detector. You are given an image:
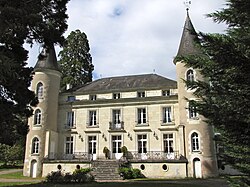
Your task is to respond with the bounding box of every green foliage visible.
[119,167,143,179]
[58,29,94,89]
[178,0,250,184]
[45,168,93,184]
[0,0,69,145]
[0,143,24,165]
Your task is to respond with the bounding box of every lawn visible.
[0,171,29,179]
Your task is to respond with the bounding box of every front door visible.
[88,136,97,160]
[31,160,37,178]
[112,135,122,159]
[193,158,202,178]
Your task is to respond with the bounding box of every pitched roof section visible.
[70,74,177,94]
[174,10,199,63]
[34,46,59,71]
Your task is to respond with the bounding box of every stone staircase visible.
[91,160,122,181]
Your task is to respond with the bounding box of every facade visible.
[23,12,218,179]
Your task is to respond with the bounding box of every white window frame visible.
[112,109,121,125]
[36,82,43,99]
[186,69,195,82]
[137,108,147,124]
[137,134,147,153]
[163,107,172,123]
[137,91,145,98]
[32,137,39,154]
[66,111,75,127]
[191,132,200,152]
[113,93,121,99]
[65,136,74,154]
[34,109,42,125]
[89,110,97,126]
[163,134,174,153]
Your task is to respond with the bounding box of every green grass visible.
[0,182,40,186]
[0,171,30,179]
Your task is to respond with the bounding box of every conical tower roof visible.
[174,10,199,63]
[34,45,59,71]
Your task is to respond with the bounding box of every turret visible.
[175,10,218,178]
[23,46,61,177]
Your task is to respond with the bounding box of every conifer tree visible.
[0,0,69,145]
[59,30,94,89]
[178,0,250,184]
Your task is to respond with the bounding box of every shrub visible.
[119,167,143,179]
[46,171,64,183]
[72,168,92,183]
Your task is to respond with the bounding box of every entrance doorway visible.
[88,136,97,160]
[193,158,202,178]
[30,160,37,178]
[112,135,122,159]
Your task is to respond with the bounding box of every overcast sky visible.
[26,0,227,80]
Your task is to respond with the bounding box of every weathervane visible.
[184,0,191,11]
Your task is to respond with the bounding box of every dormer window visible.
[137,91,145,98]
[67,96,75,102]
[113,93,121,99]
[186,69,195,82]
[162,90,170,96]
[90,95,97,100]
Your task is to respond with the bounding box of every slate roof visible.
[34,46,59,71]
[68,74,177,94]
[174,10,200,63]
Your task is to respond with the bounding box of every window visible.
[113,93,120,99]
[163,107,172,123]
[90,95,97,100]
[32,137,39,154]
[112,109,121,124]
[88,136,97,154]
[34,109,42,125]
[36,82,43,99]
[138,134,147,153]
[65,136,74,154]
[163,134,174,153]
[191,132,200,152]
[189,103,198,119]
[112,135,122,154]
[137,108,147,124]
[186,69,194,82]
[67,96,75,102]
[162,90,170,96]
[137,91,145,98]
[66,112,75,127]
[89,110,97,126]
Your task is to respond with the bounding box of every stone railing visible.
[125,151,180,161]
[44,152,92,161]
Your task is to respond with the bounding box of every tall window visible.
[113,109,121,124]
[34,109,42,125]
[137,108,146,124]
[89,110,97,126]
[186,69,194,82]
[163,134,174,153]
[191,132,200,152]
[66,112,75,127]
[137,91,145,98]
[88,136,96,154]
[138,134,147,153]
[36,82,43,99]
[65,136,74,154]
[189,103,198,119]
[163,107,172,123]
[32,137,39,154]
[112,135,122,154]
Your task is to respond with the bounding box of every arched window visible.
[36,82,43,99]
[32,137,39,154]
[186,69,195,82]
[191,132,200,152]
[34,109,41,125]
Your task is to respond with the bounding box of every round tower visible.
[174,10,218,178]
[23,46,61,177]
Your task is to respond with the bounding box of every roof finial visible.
[184,0,191,12]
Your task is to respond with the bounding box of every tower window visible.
[36,82,43,99]
[186,69,195,82]
[32,137,40,154]
[191,132,200,152]
[34,109,42,125]
[189,102,198,119]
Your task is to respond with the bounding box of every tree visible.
[178,0,250,184]
[58,30,94,89]
[0,0,69,145]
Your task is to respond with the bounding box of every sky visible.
[26,0,227,80]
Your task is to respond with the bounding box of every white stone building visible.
[23,12,218,179]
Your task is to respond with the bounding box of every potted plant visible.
[121,146,128,158]
[103,146,110,159]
